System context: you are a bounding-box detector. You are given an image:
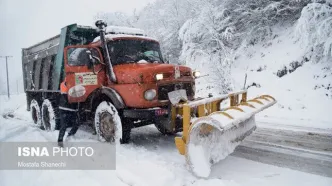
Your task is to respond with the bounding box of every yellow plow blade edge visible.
[174,91,276,177]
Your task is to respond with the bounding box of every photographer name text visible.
[18,161,66,168]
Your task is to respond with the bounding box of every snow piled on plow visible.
[188,112,257,177]
[188,117,255,177]
[187,96,276,177]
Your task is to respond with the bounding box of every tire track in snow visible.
[0,125,31,141]
[232,126,332,177]
[257,120,332,134]
[250,128,332,152]
[3,113,332,179]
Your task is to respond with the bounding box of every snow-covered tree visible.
[94,0,331,93]
[296,1,332,63]
[94,12,134,27]
[134,0,202,64]
[178,0,309,92]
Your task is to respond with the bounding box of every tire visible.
[154,117,178,135]
[94,101,130,144]
[154,123,177,135]
[41,99,59,131]
[30,99,42,128]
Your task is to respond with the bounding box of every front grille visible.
[158,83,194,100]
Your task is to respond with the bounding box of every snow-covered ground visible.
[232,26,332,129]
[1,0,331,185]
[1,94,331,186]
[1,25,331,186]
[195,25,332,129]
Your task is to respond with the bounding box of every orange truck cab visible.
[22,20,199,142]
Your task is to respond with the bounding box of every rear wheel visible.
[94,101,131,144]
[41,99,59,131]
[30,99,42,128]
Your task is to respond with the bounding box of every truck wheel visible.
[30,99,42,128]
[41,99,59,131]
[154,117,178,135]
[94,101,130,144]
[154,124,178,135]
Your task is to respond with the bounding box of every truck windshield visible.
[107,39,164,64]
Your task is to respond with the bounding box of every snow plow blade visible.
[173,90,276,177]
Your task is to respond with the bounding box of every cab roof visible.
[92,34,159,43]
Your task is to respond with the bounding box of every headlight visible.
[144,89,157,101]
[155,73,163,80]
[68,85,86,98]
[193,71,201,78]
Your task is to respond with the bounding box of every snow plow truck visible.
[22,20,276,177]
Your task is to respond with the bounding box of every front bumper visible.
[123,106,183,131]
[123,107,169,120]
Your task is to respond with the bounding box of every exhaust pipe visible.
[95,20,117,83]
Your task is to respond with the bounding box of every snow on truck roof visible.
[93,34,158,43]
[93,25,158,43]
[106,26,145,36]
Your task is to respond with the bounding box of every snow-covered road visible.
[235,124,332,177]
[0,94,331,186]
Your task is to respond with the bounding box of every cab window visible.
[67,48,100,66]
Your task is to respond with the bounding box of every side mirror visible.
[86,50,100,69]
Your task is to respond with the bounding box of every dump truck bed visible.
[21,24,99,92]
[22,35,60,92]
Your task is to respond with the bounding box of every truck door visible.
[64,45,106,103]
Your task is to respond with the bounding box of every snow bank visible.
[0,94,30,121]
[296,2,332,64]
[231,26,332,128]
